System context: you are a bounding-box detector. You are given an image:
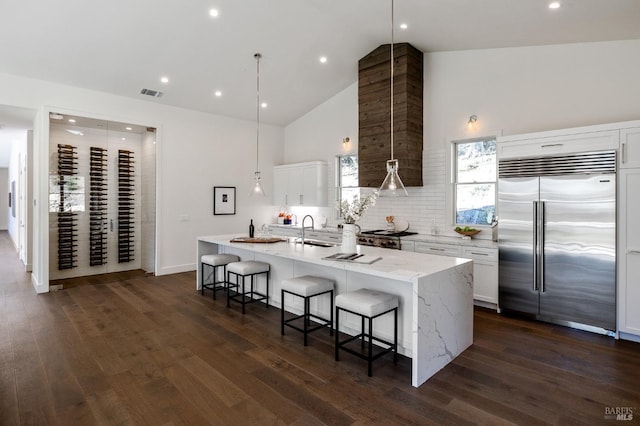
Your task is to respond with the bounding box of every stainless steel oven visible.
[357,230,418,250]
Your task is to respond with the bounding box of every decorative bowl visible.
[455,229,481,237]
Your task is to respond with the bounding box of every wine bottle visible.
[249,219,255,238]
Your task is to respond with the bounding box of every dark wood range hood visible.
[358,43,423,188]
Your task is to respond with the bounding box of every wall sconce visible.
[343,137,350,145]
[467,115,478,130]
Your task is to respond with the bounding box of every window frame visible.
[336,154,359,219]
[451,136,497,227]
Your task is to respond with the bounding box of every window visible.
[337,155,359,215]
[454,138,496,226]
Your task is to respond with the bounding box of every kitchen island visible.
[197,234,473,387]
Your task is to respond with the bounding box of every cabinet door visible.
[498,130,619,160]
[288,167,304,205]
[473,262,499,305]
[301,164,327,206]
[619,169,640,335]
[620,127,640,169]
[462,247,498,305]
[273,168,289,206]
[301,166,316,206]
[623,252,640,334]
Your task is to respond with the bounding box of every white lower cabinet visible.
[412,240,499,309]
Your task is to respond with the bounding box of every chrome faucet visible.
[300,215,315,245]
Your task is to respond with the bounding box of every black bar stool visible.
[335,288,398,377]
[281,275,334,346]
[226,261,270,314]
[200,254,240,299]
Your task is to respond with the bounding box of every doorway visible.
[48,114,156,281]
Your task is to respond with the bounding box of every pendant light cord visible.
[390,0,394,161]
[255,53,261,172]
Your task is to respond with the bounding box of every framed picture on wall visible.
[213,186,236,215]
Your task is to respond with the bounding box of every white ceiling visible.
[1,0,640,130]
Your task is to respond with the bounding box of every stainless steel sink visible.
[301,239,337,247]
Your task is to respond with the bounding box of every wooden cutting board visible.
[230,237,286,244]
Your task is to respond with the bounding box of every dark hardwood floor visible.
[1,230,639,425]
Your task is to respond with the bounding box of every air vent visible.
[499,150,616,178]
[140,88,164,98]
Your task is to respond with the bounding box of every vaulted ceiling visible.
[1,0,640,127]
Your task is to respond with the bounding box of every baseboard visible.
[473,299,499,311]
[31,274,49,294]
[619,331,640,344]
[157,263,196,276]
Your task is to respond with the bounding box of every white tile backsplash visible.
[326,148,449,235]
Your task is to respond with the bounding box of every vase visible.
[341,223,358,253]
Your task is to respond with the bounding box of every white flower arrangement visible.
[339,191,378,224]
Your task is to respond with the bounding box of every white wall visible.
[8,132,28,246]
[283,39,640,237]
[0,168,7,230]
[0,72,284,291]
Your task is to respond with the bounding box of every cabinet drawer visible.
[415,242,461,257]
[462,247,498,262]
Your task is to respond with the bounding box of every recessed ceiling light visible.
[121,137,126,141]
[125,126,132,131]
[319,56,327,64]
[209,8,219,17]
[400,23,408,30]
[549,2,560,9]
[68,119,76,123]
[214,90,222,97]
[65,129,83,136]
[261,102,268,108]
[160,76,169,84]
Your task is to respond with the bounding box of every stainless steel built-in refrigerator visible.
[498,151,616,332]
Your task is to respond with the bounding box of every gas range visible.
[357,229,418,250]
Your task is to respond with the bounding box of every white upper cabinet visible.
[620,127,640,169]
[273,161,327,207]
[497,130,619,160]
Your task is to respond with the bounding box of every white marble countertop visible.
[198,234,471,283]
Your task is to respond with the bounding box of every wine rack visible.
[57,144,78,270]
[89,147,108,266]
[118,150,135,263]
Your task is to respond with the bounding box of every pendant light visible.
[250,52,265,197]
[379,0,408,197]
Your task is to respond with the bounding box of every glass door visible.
[48,114,156,280]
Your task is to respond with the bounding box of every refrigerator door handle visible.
[533,201,538,292]
[539,201,546,293]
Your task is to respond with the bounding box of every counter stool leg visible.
[226,271,231,307]
[361,316,365,350]
[304,296,309,346]
[281,289,285,336]
[266,271,270,309]
[201,263,205,295]
[329,290,334,336]
[242,276,247,315]
[368,316,374,377]
[335,307,340,361]
[394,308,398,364]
